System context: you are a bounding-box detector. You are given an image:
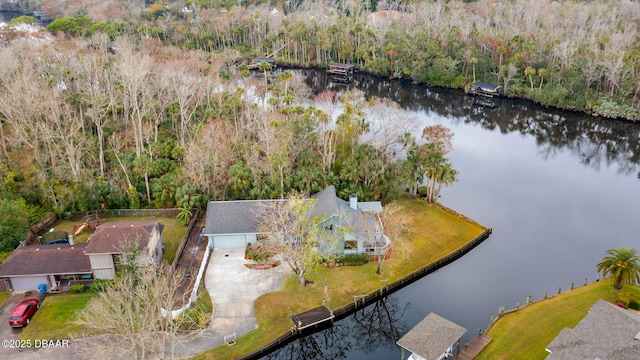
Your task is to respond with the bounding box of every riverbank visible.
[192,199,488,360]
[476,280,640,359]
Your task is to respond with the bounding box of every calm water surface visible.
[262,71,640,359]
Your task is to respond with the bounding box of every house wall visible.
[207,233,256,249]
[343,233,364,255]
[89,254,116,279]
[146,225,163,266]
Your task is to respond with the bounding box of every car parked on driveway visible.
[8,298,39,327]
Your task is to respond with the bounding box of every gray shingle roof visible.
[546,299,640,360]
[312,186,378,240]
[0,243,92,276]
[203,186,381,240]
[397,312,467,359]
[203,200,286,235]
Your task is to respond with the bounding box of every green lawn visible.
[20,293,97,341]
[54,216,186,264]
[194,199,486,360]
[476,280,640,360]
[0,291,10,307]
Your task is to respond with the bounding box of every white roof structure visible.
[397,313,467,360]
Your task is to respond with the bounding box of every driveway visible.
[0,290,54,359]
[169,246,290,357]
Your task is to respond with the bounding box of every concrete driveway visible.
[206,247,289,337]
[167,246,290,357]
[0,290,51,359]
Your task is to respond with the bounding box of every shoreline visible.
[236,219,492,360]
[277,61,638,124]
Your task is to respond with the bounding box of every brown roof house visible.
[0,220,164,291]
[545,299,640,359]
[85,220,165,280]
[0,243,92,292]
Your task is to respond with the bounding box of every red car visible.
[8,298,40,327]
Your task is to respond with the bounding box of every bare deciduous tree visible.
[74,252,208,359]
[256,192,345,286]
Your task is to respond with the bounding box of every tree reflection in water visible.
[263,295,408,360]
[349,295,409,354]
[303,70,640,177]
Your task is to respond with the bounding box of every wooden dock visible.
[455,334,492,360]
[291,306,334,332]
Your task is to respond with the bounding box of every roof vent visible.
[635,332,640,340]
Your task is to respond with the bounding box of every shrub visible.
[338,253,370,266]
[629,300,640,310]
[69,284,86,293]
[175,303,210,330]
[616,291,636,307]
[90,279,114,293]
[245,243,272,264]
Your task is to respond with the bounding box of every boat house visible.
[397,313,467,360]
[248,57,276,70]
[465,81,501,98]
[327,62,354,83]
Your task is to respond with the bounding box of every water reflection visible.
[264,296,408,359]
[349,296,409,354]
[303,70,640,176]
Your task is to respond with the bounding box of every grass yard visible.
[54,216,186,264]
[476,280,640,360]
[20,293,96,341]
[0,291,10,307]
[195,199,486,360]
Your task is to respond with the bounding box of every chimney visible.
[349,194,358,210]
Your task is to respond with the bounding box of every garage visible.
[9,276,49,292]
[211,234,248,249]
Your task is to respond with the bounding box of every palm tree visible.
[597,247,640,290]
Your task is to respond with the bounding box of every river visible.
[259,70,640,359]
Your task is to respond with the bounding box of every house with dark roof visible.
[397,312,467,360]
[0,220,165,291]
[0,243,92,292]
[203,186,389,255]
[545,299,640,359]
[85,220,164,280]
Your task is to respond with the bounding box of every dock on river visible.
[290,305,334,332]
[455,333,492,360]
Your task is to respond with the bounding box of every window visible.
[344,240,357,250]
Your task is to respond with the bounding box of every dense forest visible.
[0,0,639,250]
[5,0,638,120]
